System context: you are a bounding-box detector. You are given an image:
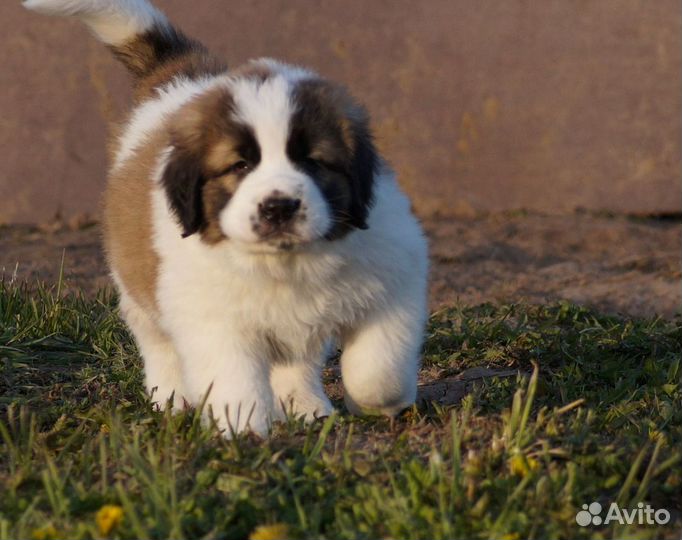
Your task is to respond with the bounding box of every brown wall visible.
[1,0,680,224]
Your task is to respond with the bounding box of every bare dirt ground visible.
[1,213,680,319]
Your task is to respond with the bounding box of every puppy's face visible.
[161,66,376,251]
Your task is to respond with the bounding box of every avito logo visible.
[576,501,670,527]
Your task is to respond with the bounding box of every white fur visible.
[270,361,333,420]
[115,71,428,436]
[254,58,315,84]
[221,164,331,247]
[146,158,427,435]
[221,75,331,246]
[114,64,311,173]
[114,273,187,410]
[27,0,429,438]
[23,0,167,45]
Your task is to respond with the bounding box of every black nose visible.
[258,196,301,225]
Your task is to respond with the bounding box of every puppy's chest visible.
[228,274,364,334]
[158,244,387,354]
[166,261,373,331]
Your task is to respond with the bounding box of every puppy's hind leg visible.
[118,291,186,410]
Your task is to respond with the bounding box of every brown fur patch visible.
[199,138,249,243]
[160,86,262,241]
[133,51,224,102]
[205,140,241,173]
[110,24,225,102]
[200,176,237,244]
[229,62,273,83]
[104,85,252,304]
[337,114,357,156]
[104,131,168,315]
[169,86,238,142]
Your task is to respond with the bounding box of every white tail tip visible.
[23,0,168,46]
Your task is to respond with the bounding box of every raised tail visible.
[23,0,222,81]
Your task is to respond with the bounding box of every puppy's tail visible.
[23,0,213,79]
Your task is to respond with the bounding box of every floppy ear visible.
[161,146,206,238]
[346,114,377,230]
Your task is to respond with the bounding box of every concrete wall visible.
[1,0,680,223]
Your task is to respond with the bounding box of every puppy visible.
[24,0,429,436]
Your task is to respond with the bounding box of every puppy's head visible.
[161,61,376,250]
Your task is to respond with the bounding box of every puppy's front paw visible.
[343,391,414,417]
[276,390,335,422]
[206,399,272,438]
[148,385,186,412]
[270,362,333,423]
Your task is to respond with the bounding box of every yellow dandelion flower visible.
[32,524,57,540]
[509,454,539,477]
[249,522,290,540]
[500,533,520,540]
[96,504,124,536]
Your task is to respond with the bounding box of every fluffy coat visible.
[24,0,429,436]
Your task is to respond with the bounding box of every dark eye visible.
[305,156,336,170]
[215,160,250,177]
[305,156,344,174]
[230,160,250,174]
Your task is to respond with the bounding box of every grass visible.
[0,279,680,540]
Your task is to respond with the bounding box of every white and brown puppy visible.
[24,0,429,436]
